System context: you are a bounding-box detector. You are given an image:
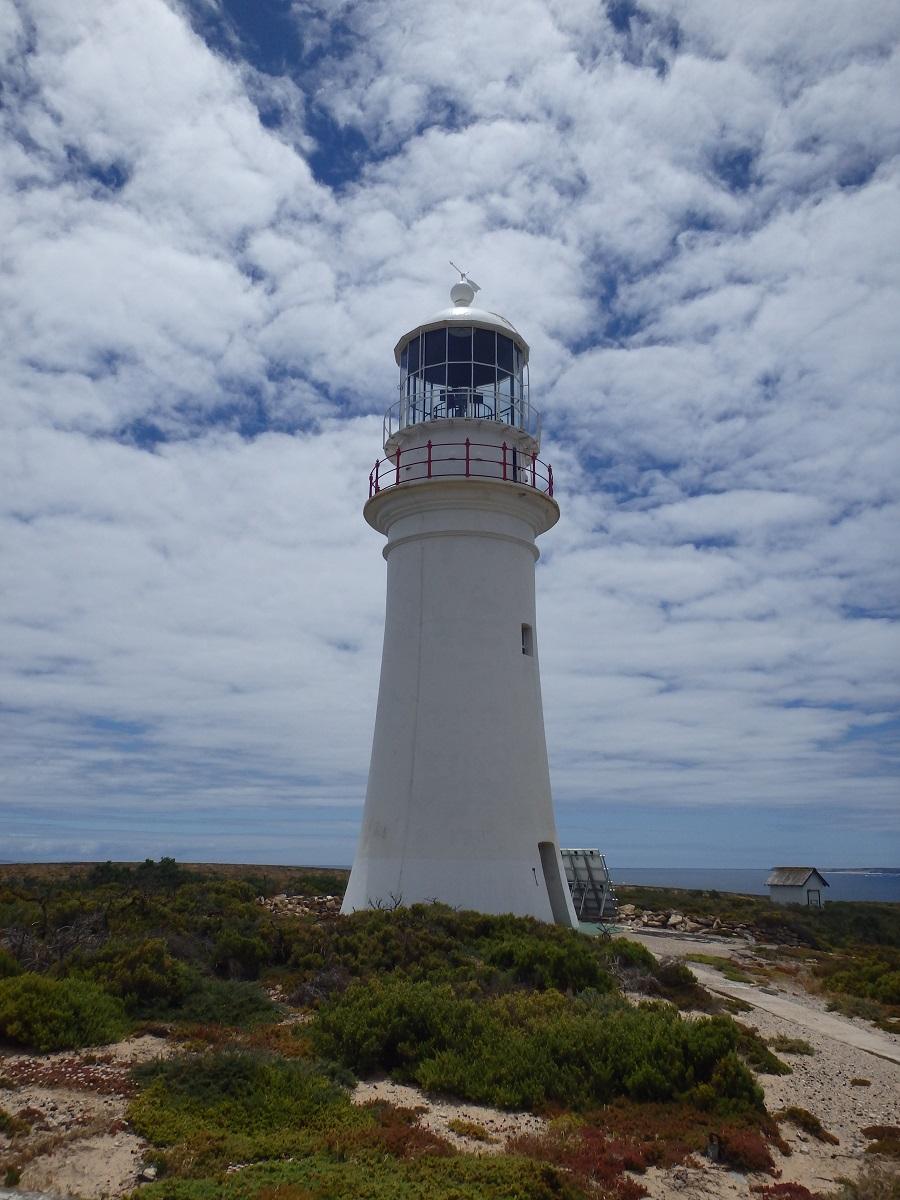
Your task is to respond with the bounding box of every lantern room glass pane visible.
[448,326,472,361]
[474,328,495,365]
[407,336,420,373]
[497,373,513,421]
[424,363,445,386]
[472,362,495,390]
[424,329,446,366]
[497,334,514,373]
[447,361,471,389]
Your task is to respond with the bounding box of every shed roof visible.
[766,867,829,888]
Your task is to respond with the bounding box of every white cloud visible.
[1,0,898,865]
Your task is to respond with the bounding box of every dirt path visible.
[689,964,900,1065]
[623,926,900,1065]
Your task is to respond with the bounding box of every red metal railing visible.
[368,439,554,499]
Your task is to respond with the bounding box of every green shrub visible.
[484,935,614,993]
[288,904,618,1000]
[169,977,278,1028]
[132,1152,592,1200]
[79,938,194,1014]
[874,971,900,1006]
[312,976,762,1113]
[735,1025,792,1076]
[0,948,21,979]
[776,1107,839,1144]
[130,1051,359,1147]
[0,973,128,1051]
[767,1036,814,1056]
[651,959,720,1011]
[213,932,270,981]
[595,938,658,973]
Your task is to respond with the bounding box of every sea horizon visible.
[610,865,900,903]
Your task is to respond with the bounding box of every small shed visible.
[767,867,829,908]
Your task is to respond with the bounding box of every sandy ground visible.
[0,1036,169,1199]
[352,1077,547,1151]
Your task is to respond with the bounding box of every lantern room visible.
[384,279,541,444]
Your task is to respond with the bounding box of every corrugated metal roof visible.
[766,867,829,887]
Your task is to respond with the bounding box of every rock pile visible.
[616,903,756,941]
[257,893,341,919]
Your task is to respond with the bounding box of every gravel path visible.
[689,964,900,1065]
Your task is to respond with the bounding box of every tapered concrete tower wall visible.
[342,281,576,927]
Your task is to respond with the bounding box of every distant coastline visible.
[1,860,897,903]
[611,866,900,902]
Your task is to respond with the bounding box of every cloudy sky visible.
[2,0,899,869]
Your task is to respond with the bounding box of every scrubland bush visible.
[312,976,762,1113]
[165,977,278,1028]
[776,1107,839,1144]
[734,1025,792,1076]
[78,938,193,1013]
[134,1153,593,1200]
[289,902,628,998]
[129,1052,593,1196]
[767,1036,814,1056]
[130,1051,358,1147]
[831,1163,900,1200]
[0,973,128,1050]
[0,949,20,979]
[213,931,270,981]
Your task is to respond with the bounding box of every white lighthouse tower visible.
[342,273,577,927]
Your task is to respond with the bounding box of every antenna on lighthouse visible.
[449,261,481,306]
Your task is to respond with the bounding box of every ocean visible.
[610,867,900,903]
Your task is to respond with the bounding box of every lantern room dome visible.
[393,293,529,365]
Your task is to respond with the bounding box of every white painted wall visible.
[342,468,577,927]
[769,884,825,907]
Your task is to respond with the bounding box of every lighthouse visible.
[342,273,577,927]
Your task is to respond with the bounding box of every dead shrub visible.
[776,1107,839,1145]
[718,1128,776,1173]
[862,1125,900,1159]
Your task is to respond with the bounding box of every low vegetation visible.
[862,1125,900,1160]
[313,977,763,1111]
[1,861,895,1200]
[775,1107,839,1145]
[685,952,755,984]
[767,1035,815,1056]
[0,973,128,1051]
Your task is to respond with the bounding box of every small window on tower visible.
[521,623,534,656]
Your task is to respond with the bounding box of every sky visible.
[2,0,899,870]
